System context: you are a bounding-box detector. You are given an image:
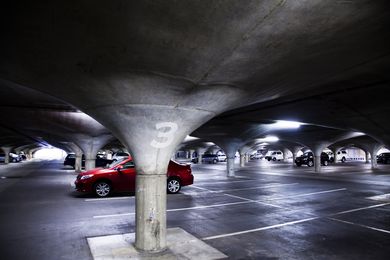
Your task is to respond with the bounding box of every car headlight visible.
[80,174,93,180]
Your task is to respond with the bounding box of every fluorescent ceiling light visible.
[271,120,302,129]
[257,136,279,142]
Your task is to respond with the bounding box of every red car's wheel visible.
[167,178,181,194]
[94,181,111,197]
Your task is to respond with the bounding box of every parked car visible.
[0,153,5,163]
[217,154,227,162]
[377,152,390,164]
[250,153,263,160]
[9,153,21,163]
[64,153,113,168]
[336,150,349,163]
[295,152,330,167]
[202,154,219,164]
[112,152,130,161]
[0,153,21,163]
[265,151,283,161]
[75,157,193,197]
[326,152,334,163]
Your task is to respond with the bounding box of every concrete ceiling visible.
[0,1,389,154]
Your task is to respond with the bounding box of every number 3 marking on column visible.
[150,122,178,148]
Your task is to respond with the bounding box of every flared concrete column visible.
[240,153,245,167]
[283,148,290,162]
[313,143,328,173]
[365,151,370,164]
[314,155,322,173]
[1,147,12,164]
[74,134,112,171]
[75,153,83,172]
[197,148,205,164]
[189,149,195,160]
[370,146,381,169]
[67,143,84,172]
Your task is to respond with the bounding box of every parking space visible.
[0,160,389,259]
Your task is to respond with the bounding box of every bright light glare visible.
[271,120,302,129]
[34,148,67,160]
[183,135,199,142]
[257,136,279,142]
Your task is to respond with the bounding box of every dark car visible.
[377,152,390,164]
[201,154,219,164]
[64,153,113,168]
[295,152,330,167]
[75,157,194,197]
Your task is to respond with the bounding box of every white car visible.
[217,154,227,162]
[265,151,283,161]
[112,152,130,161]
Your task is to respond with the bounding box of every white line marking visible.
[190,185,215,192]
[85,196,133,202]
[166,201,253,212]
[219,183,299,192]
[92,187,347,218]
[331,202,390,215]
[273,188,347,199]
[223,193,285,209]
[202,217,319,240]
[328,217,390,234]
[93,212,134,218]
[198,179,260,185]
[186,183,299,195]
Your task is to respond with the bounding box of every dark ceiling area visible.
[0,0,389,155]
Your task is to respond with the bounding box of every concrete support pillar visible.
[312,143,328,173]
[283,148,290,162]
[225,147,238,177]
[75,154,83,172]
[189,149,195,160]
[227,156,235,177]
[67,143,84,172]
[1,147,12,164]
[240,153,245,167]
[74,134,112,171]
[197,148,205,164]
[135,174,167,252]
[245,153,250,163]
[314,155,322,173]
[365,151,370,164]
[370,146,381,170]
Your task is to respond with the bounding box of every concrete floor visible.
[0,159,389,259]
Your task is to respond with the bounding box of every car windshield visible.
[106,158,127,168]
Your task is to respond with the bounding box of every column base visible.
[87,227,227,259]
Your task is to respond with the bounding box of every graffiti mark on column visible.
[150,122,178,148]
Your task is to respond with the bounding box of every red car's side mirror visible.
[115,165,123,172]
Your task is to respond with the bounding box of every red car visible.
[75,157,193,197]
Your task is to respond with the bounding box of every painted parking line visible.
[331,202,390,216]
[223,193,285,209]
[200,202,390,240]
[93,187,345,218]
[328,217,390,234]
[268,188,347,200]
[93,201,254,218]
[85,196,133,202]
[202,217,319,240]
[183,183,299,195]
